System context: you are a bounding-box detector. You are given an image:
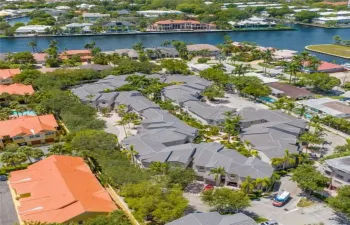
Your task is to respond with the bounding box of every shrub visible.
[197,57,210,63]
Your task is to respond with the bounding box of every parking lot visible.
[0,181,19,225]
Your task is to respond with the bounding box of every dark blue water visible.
[6,16,31,26]
[0,24,349,63]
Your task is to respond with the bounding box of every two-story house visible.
[0,68,20,85]
[325,156,350,189]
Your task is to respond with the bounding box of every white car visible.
[260,221,278,225]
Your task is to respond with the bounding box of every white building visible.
[15,25,51,34]
[229,16,276,28]
[298,98,350,118]
[56,6,70,10]
[313,16,350,25]
[76,4,96,9]
[136,10,183,18]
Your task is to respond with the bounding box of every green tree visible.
[48,143,72,155]
[222,111,241,143]
[333,35,342,44]
[70,130,118,151]
[299,132,325,151]
[294,11,319,23]
[149,161,169,175]
[201,188,250,213]
[202,85,225,101]
[84,210,132,225]
[291,164,328,195]
[166,166,196,189]
[121,145,138,165]
[160,59,190,74]
[241,176,255,194]
[304,73,341,92]
[209,166,226,186]
[18,146,44,163]
[271,149,296,169]
[254,177,271,191]
[328,186,350,218]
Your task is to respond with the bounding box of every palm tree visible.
[48,143,72,155]
[298,105,307,118]
[149,161,169,174]
[84,41,96,50]
[285,100,295,114]
[254,177,271,191]
[241,176,255,194]
[262,49,273,74]
[116,117,129,137]
[287,61,301,84]
[223,111,241,143]
[209,166,226,186]
[117,104,127,117]
[121,145,138,164]
[18,146,35,163]
[28,40,38,53]
[271,149,296,170]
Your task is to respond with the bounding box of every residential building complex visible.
[324,156,350,188]
[267,82,314,100]
[0,68,20,84]
[60,50,92,62]
[0,114,58,148]
[166,212,257,225]
[186,44,221,56]
[9,155,117,224]
[15,25,51,35]
[151,20,216,31]
[136,10,182,17]
[82,13,110,22]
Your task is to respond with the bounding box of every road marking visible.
[285,208,299,214]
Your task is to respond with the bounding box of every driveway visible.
[0,181,19,225]
[206,93,268,111]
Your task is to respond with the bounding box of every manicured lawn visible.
[306,44,350,59]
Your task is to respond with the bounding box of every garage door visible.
[31,140,41,145]
[45,138,54,143]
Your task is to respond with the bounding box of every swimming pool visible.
[304,113,313,119]
[11,110,37,117]
[259,96,276,103]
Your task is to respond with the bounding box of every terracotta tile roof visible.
[322,1,348,5]
[318,61,345,71]
[0,68,20,79]
[62,50,92,55]
[0,84,35,95]
[267,82,314,99]
[0,114,58,138]
[32,53,48,62]
[154,20,201,25]
[9,155,117,224]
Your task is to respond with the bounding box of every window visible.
[13,136,23,140]
[29,135,35,139]
[230,174,236,178]
[336,174,344,180]
[46,132,54,136]
[35,134,40,138]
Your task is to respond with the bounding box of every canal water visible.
[0,24,349,63]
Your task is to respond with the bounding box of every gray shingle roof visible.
[184,101,234,122]
[115,91,160,112]
[162,85,201,104]
[326,156,350,174]
[239,107,306,159]
[166,212,257,225]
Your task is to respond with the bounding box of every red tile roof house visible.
[151,20,216,31]
[0,83,35,95]
[33,53,48,64]
[0,114,58,149]
[0,68,21,85]
[60,50,92,62]
[9,155,117,224]
[316,61,347,73]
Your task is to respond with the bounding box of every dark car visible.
[0,175,7,181]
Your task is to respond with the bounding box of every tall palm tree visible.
[241,176,255,194]
[209,166,226,186]
[287,61,301,84]
[298,105,307,118]
[28,40,38,53]
[223,111,241,143]
[121,145,138,164]
[18,146,35,163]
[149,161,169,174]
[254,177,271,191]
[262,49,273,74]
[271,149,296,169]
[116,118,129,137]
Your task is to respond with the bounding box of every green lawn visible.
[306,44,350,59]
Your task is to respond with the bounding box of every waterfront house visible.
[0,68,20,84]
[186,44,221,56]
[267,82,314,100]
[116,9,130,15]
[324,156,350,189]
[103,21,134,32]
[15,25,51,35]
[144,47,179,58]
[82,13,110,22]
[272,49,297,60]
[151,20,216,31]
[298,98,350,118]
[60,50,92,62]
[113,49,139,59]
[9,155,117,224]
[32,53,48,65]
[0,83,34,95]
[314,61,346,73]
[0,114,58,148]
[64,23,93,34]
[166,212,257,225]
[136,10,182,18]
[229,16,276,28]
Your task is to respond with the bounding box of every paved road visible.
[0,181,18,225]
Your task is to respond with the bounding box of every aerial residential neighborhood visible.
[0,0,350,225]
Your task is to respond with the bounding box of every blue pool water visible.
[304,113,313,119]
[259,96,276,103]
[11,110,37,117]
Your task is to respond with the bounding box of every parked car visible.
[0,175,7,181]
[203,184,214,191]
[260,220,278,225]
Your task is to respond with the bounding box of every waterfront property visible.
[267,82,314,100]
[316,61,347,73]
[239,107,307,163]
[0,114,58,148]
[186,44,221,56]
[150,20,216,31]
[166,212,257,225]
[298,98,350,118]
[324,156,350,189]
[0,68,20,84]
[272,49,297,60]
[229,16,276,28]
[9,155,117,224]
[33,53,48,64]
[103,21,134,32]
[0,83,34,95]
[313,16,350,25]
[15,25,51,35]
[60,50,92,62]
[63,23,93,34]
